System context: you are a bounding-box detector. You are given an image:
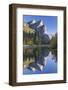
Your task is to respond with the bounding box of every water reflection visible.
[23,46,57,74]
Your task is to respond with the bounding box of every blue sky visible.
[23,15,57,35]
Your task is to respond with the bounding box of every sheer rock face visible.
[28,20,50,44]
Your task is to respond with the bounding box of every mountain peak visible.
[37,20,44,28]
[40,20,44,25]
[28,19,36,25]
[30,19,36,24]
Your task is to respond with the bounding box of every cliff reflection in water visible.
[23,46,57,74]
